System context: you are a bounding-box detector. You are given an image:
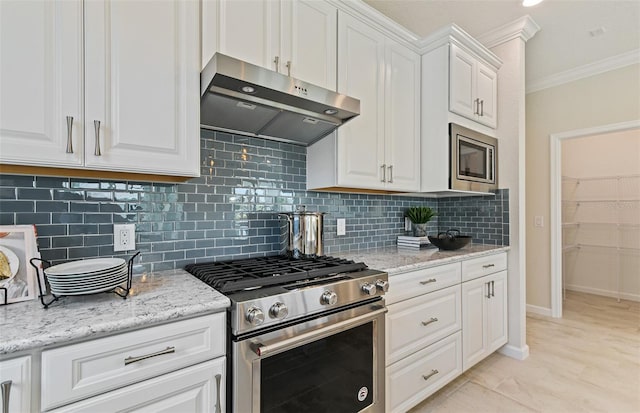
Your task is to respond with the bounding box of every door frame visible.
[549,119,640,318]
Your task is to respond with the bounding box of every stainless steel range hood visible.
[200,53,360,146]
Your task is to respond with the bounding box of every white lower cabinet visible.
[386,251,508,412]
[49,358,224,413]
[0,356,32,413]
[40,313,226,412]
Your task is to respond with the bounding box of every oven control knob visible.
[246,307,265,326]
[269,302,289,320]
[320,291,338,305]
[375,279,389,292]
[361,283,376,296]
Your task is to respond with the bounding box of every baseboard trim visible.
[498,344,529,361]
[526,304,553,317]
[565,285,640,302]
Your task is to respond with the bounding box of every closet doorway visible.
[550,121,640,318]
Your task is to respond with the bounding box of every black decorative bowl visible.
[428,230,472,250]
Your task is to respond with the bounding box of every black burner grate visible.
[185,255,367,293]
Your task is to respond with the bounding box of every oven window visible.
[260,322,374,413]
[458,138,487,179]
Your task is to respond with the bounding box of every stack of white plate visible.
[44,258,128,296]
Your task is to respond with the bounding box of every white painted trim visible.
[549,120,640,319]
[498,344,529,361]
[528,49,640,94]
[526,304,552,317]
[477,15,540,49]
[565,285,640,303]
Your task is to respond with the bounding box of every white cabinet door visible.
[84,0,200,177]
[0,356,32,413]
[283,0,336,89]
[216,0,278,70]
[0,0,83,168]
[449,44,476,121]
[461,275,489,371]
[384,40,420,192]
[449,43,497,129]
[487,271,508,353]
[476,61,498,128]
[336,11,386,189]
[49,358,225,413]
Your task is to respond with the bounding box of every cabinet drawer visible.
[41,313,225,411]
[461,252,507,282]
[49,357,225,413]
[386,263,461,304]
[387,331,462,413]
[0,356,32,413]
[386,284,461,365]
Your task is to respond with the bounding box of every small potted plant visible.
[405,206,436,237]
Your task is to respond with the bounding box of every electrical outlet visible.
[114,224,136,252]
[337,219,346,236]
[404,217,412,232]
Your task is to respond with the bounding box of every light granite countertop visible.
[0,269,230,355]
[338,244,510,275]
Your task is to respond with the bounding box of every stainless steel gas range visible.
[185,255,388,413]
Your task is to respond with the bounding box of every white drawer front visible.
[461,252,507,282]
[387,263,461,305]
[49,357,225,413]
[41,313,225,411]
[387,331,462,413]
[386,285,461,365]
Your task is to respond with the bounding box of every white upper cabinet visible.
[204,0,336,89]
[0,0,200,177]
[307,11,420,193]
[0,0,84,168]
[449,44,497,128]
[84,0,200,176]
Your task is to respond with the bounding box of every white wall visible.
[561,130,640,301]
[526,63,640,310]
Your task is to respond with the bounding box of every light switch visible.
[534,216,544,228]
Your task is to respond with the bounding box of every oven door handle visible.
[250,306,387,358]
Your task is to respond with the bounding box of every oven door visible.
[232,302,386,413]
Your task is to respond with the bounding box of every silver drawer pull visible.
[421,317,438,326]
[422,369,439,381]
[419,278,437,285]
[1,380,11,413]
[214,374,222,413]
[65,116,74,153]
[93,120,102,156]
[482,264,495,269]
[124,346,175,366]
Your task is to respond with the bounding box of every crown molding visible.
[477,15,540,48]
[415,23,502,69]
[527,49,640,94]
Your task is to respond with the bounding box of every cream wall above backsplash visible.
[525,63,640,309]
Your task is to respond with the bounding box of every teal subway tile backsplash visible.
[0,130,508,272]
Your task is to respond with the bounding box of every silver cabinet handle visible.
[421,317,438,326]
[65,116,74,154]
[491,280,495,297]
[482,264,495,269]
[387,165,393,183]
[93,120,102,156]
[419,278,437,285]
[381,164,386,182]
[1,381,11,413]
[422,369,439,381]
[480,99,484,116]
[474,98,479,115]
[124,346,175,366]
[214,374,222,413]
[486,282,491,298]
[273,56,280,72]
[286,60,291,77]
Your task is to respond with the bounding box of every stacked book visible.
[397,235,432,249]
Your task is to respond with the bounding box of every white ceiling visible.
[363,0,640,89]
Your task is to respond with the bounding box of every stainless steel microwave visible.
[450,123,498,192]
